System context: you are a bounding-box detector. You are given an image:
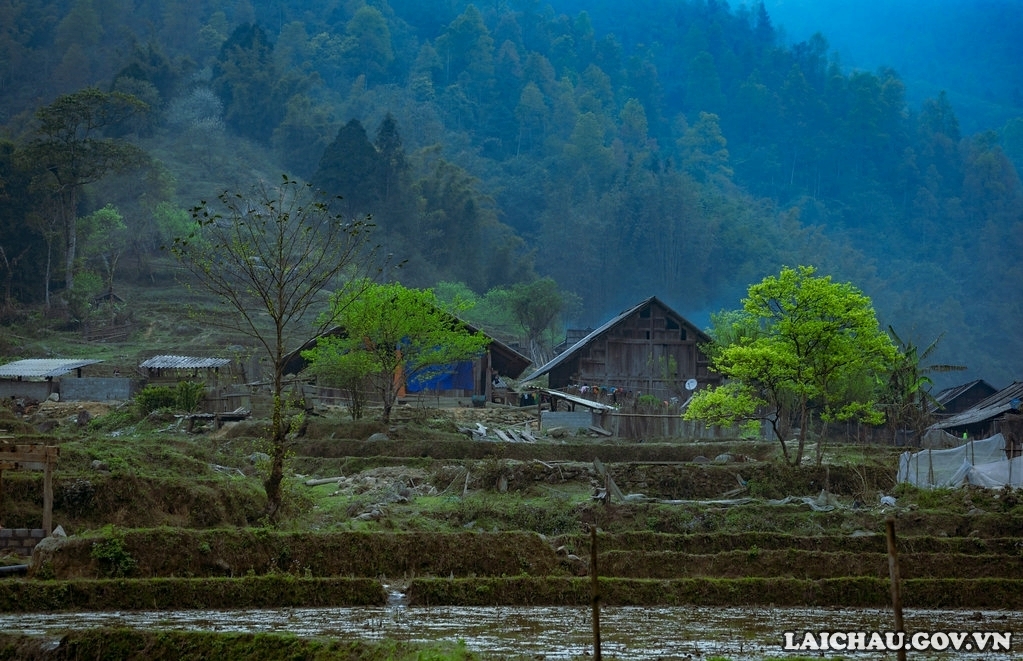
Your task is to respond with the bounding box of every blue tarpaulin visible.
[405,360,475,393]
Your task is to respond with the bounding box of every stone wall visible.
[0,528,45,556]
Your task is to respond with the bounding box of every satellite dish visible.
[685,378,698,391]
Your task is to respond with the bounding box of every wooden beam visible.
[0,443,59,535]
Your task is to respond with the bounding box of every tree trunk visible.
[63,198,77,294]
[264,391,286,524]
[794,395,808,466]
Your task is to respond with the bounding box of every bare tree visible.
[170,174,380,523]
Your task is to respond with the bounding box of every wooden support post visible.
[886,516,906,661]
[0,444,59,535]
[590,524,602,661]
[43,460,53,535]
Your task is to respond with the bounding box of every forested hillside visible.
[0,0,1020,387]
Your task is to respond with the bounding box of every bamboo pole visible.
[886,516,906,661]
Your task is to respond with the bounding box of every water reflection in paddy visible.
[3,605,1019,660]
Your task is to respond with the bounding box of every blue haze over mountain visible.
[762,0,1023,134]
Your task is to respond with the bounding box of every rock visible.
[47,393,59,402]
[692,455,710,464]
[51,525,66,538]
[880,495,897,507]
[91,459,110,472]
[75,410,92,426]
[714,453,733,464]
[366,432,389,442]
[248,452,271,465]
[29,535,68,575]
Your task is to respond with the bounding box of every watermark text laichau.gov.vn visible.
[783,630,1012,653]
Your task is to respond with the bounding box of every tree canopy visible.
[685,266,898,465]
[303,281,490,423]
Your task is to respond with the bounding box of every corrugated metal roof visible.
[139,355,231,370]
[930,381,1023,429]
[521,296,712,384]
[0,358,103,378]
[527,387,615,411]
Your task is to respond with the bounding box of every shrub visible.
[135,384,177,415]
[134,381,206,414]
[175,380,206,413]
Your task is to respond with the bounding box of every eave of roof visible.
[0,358,103,378]
[139,355,231,370]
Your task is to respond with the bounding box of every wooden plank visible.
[0,445,59,466]
[494,429,515,444]
[0,461,49,471]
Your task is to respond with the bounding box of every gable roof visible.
[929,379,998,413]
[0,358,103,379]
[521,296,711,384]
[929,381,1023,429]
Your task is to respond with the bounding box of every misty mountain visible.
[0,0,1020,390]
[762,0,1023,135]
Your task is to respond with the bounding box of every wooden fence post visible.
[590,524,601,661]
[886,516,906,661]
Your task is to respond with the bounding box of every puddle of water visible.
[1,605,1019,660]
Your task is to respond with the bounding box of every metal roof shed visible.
[139,356,231,370]
[138,356,232,386]
[0,359,103,379]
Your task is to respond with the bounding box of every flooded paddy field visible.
[2,605,1019,660]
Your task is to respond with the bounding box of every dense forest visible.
[0,0,1020,388]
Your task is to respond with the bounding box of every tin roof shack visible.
[138,355,235,413]
[0,358,127,402]
[138,355,232,384]
[928,382,1023,454]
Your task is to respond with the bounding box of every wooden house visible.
[929,379,998,419]
[928,381,1023,447]
[520,296,720,403]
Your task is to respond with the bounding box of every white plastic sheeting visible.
[897,433,1023,488]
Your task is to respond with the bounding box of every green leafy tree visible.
[685,266,898,465]
[507,277,580,365]
[170,175,379,523]
[881,327,966,444]
[79,204,127,296]
[304,281,490,423]
[311,118,381,216]
[20,87,147,300]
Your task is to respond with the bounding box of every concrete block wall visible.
[0,528,45,556]
[60,377,134,402]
